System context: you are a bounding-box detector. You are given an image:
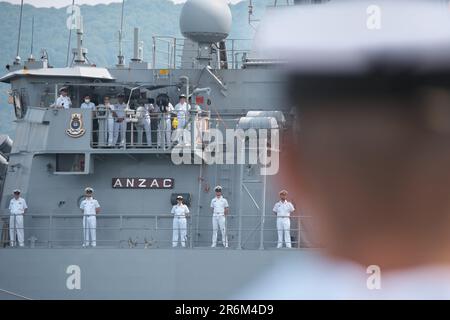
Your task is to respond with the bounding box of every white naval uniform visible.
[237,253,450,299]
[80,102,96,109]
[80,198,100,247]
[8,197,28,247]
[191,104,202,144]
[211,196,229,247]
[113,103,127,146]
[174,102,190,145]
[157,103,174,149]
[273,200,295,248]
[97,103,115,146]
[56,95,72,109]
[141,104,153,146]
[171,204,190,247]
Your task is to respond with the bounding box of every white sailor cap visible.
[13,189,21,194]
[253,0,450,76]
[85,187,94,193]
[279,190,288,195]
[214,186,223,192]
[176,195,184,200]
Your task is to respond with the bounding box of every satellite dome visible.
[180,0,232,44]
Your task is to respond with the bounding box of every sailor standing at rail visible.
[80,95,96,109]
[174,94,191,146]
[148,98,159,144]
[172,195,190,247]
[55,87,72,109]
[137,99,154,147]
[156,94,174,150]
[80,187,100,247]
[100,96,115,146]
[112,93,127,147]
[188,96,203,145]
[273,190,295,248]
[8,189,27,247]
[210,186,229,248]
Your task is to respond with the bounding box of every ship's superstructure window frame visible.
[53,153,92,175]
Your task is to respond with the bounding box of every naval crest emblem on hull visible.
[66,113,86,138]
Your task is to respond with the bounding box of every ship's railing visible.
[0,213,318,249]
[151,36,252,70]
[91,109,211,150]
[90,110,271,150]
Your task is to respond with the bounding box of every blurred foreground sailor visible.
[9,189,27,247]
[273,190,295,248]
[172,196,190,247]
[80,187,100,247]
[55,87,72,109]
[211,186,229,248]
[239,0,450,299]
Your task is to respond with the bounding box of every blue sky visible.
[0,0,243,8]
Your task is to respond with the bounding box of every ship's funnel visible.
[179,0,232,44]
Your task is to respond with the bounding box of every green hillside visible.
[0,0,269,139]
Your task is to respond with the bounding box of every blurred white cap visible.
[252,0,450,74]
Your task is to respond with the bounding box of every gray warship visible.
[0,0,318,299]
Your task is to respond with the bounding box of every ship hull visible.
[0,248,314,300]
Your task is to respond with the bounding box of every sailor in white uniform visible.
[79,187,100,247]
[136,100,154,147]
[171,195,190,247]
[239,0,450,299]
[273,190,295,248]
[8,189,27,247]
[157,100,174,150]
[55,87,72,109]
[112,93,127,147]
[80,95,96,109]
[210,186,229,248]
[98,96,116,146]
[189,97,203,145]
[173,94,191,146]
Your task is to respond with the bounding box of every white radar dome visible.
[180,0,232,44]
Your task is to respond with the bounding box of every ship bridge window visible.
[56,154,85,172]
[54,85,102,109]
[41,87,56,108]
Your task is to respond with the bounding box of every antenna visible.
[28,16,35,61]
[15,0,24,65]
[70,14,91,66]
[117,0,125,67]
[248,0,259,30]
[66,0,76,67]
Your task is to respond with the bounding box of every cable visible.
[15,0,24,61]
